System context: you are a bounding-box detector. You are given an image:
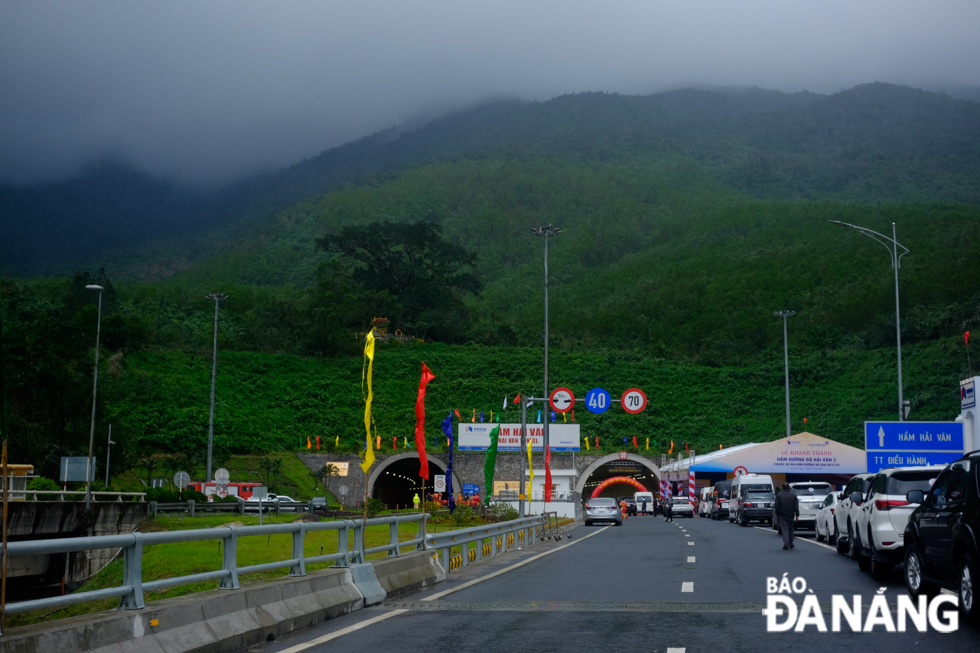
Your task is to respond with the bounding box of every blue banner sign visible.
[462,484,480,496]
[865,421,964,473]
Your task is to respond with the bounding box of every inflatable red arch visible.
[590,476,648,498]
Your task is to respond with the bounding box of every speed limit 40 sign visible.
[620,388,647,414]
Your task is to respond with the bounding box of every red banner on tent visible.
[415,362,436,479]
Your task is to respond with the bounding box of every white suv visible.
[850,465,944,580]
[836,473,875,556]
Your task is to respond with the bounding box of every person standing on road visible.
[774,482,799,549]
[665,499,673,522]
[619,499,629,521]
[413,493,420,509]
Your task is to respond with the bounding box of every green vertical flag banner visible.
[484,425,500,505]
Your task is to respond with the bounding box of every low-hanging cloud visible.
[1,0,978,187]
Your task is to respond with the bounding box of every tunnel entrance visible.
[371,457,448,509]
[581,460,660,500]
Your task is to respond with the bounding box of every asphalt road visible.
[247,514,977,653]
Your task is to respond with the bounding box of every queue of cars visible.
[698,452,979,623]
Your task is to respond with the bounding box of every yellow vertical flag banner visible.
[360,330,376,473]
[335,435,339,447]
[584,437,590,451]
[527,438,534,490]
[646,437,649,451]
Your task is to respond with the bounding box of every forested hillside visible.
[3,83,980,483]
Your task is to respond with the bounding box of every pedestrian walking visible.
[665,499,673,522]
[773,482,799,549]
[413,493,421,509]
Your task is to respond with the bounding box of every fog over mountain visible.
[2,1,979,187]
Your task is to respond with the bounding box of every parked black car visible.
[903,451,979,624]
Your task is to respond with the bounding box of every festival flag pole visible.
[967,331,973,378]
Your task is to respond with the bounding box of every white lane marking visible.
[276,610,408,653]
[681,582,694,593]
[277,523,611,652]
[666,648,686,653]
[684,534,690,537]
[688,542,695,546]
[751,526,835,552]
[687,556,696,563]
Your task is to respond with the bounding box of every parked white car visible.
[850,465,944,580]
[698,487,713,516]
[835,473,875,556]
[815,491,841,543]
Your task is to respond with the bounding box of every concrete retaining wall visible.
[0,552,446,653]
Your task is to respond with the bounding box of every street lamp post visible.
[831,221,909,421]
[774,310,796,437]
[105,425,115,488]
[205,293,229,483]
[531,225,560,456]
[84,284,104,509]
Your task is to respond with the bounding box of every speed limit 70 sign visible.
[620,388,647,414]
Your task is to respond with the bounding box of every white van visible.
[634,492,654,515]
[730,474,775,523]
[698,487,713,516]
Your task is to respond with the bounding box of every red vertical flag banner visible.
[415,362,436,479]
[316,436,320,450]
[544,445,553,502]
[632,435,638,448]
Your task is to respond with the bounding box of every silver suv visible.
[787,482,834,530]
[851,465,944,580]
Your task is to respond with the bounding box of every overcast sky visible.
[2,1,978,187]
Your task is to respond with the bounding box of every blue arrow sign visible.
[865,421,964,473]
[585,387,611,414]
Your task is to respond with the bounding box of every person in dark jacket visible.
[773,483,799,549]
[664,498,673,522]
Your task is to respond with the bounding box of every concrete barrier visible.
[371,551,446,598]
[0,550,445,653]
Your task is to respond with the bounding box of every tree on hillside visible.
[315,221,481,341]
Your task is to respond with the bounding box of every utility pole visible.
[775,310,796,438]
[84,285,104,509]
[519,396,527,517]
[205,293,228,482]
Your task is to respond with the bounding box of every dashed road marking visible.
[687,556,696,563]
[681,582,694,593]
[667,648,686,653]
[688,542,695,546]
[684,534,690,537]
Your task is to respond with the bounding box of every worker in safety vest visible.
[413,493,420,509]
[619,499,628,521]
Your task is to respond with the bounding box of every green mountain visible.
[3,83,978,278]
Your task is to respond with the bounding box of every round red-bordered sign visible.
[618,451,629,460]
[620,388,647,414]
[733,466,748,477]
[549,387,575,413]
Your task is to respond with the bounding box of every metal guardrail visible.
[18,490,147,502]
[425,515,545,573]
[0,513,429,634]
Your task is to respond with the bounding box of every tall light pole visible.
[531,225,560,456]
[775,310,796,437]
[205,293,228,483]
[831,221,909,421]
[84,284,104,509]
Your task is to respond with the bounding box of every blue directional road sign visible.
[865,421,964,473]
[462,484,480,496]
[585,387,611,414]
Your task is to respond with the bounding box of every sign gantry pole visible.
[520,395,527,517]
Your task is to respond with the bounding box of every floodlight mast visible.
[774,310,796,437]
[830,221,909,421]
[531,225,561,461]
